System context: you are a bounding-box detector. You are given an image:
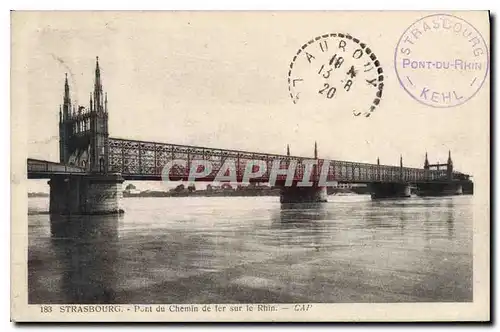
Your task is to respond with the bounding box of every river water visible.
[28,195,473,304]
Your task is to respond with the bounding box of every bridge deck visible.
[27,158,86,179]
[27,139,470,183]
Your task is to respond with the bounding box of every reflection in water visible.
[274,203,329,224]
[364,201,409,231]
[446,199,455,240]
[422,198,456,244]
[49,214,120,304]
[271,203,329,251]
[28,196,473,303]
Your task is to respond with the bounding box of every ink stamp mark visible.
[288,33,384,118]
[395,14,489,108]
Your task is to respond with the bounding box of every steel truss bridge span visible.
[107,137,464,183]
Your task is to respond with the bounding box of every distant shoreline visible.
[28,187,372,199]
[123,187,371,198]
[124,188,281,198]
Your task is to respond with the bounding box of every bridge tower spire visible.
[94,56,103,113]
[447,150,453,180]
[424,152,429,170]
[63,73,71,119]
[58,74,73,163]
[376,157,381,180]
[89,56,109,172]
[286,144,290,156]
[314,141,318,159]
[400,154,404,181]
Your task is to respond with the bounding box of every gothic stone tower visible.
[51,57,123,215]
[58,57,109,172]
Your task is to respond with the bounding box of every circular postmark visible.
[288,33,384,118]
[395,14,489,108]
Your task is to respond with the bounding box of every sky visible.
[12,11,489,192]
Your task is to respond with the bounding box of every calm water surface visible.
[28,195,473,303]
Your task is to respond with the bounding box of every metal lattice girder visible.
[106,137,463,183]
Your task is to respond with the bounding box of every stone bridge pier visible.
[48,173,124,215]
[417,182,463,197]
[280,184,328,204]
[369,182,411,199]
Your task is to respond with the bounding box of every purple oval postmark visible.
[395,14,489,108]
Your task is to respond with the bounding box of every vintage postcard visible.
[11,11,490,322]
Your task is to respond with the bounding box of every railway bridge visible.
[27,57,472,214]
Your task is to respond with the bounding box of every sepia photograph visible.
[11,10,490,322]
